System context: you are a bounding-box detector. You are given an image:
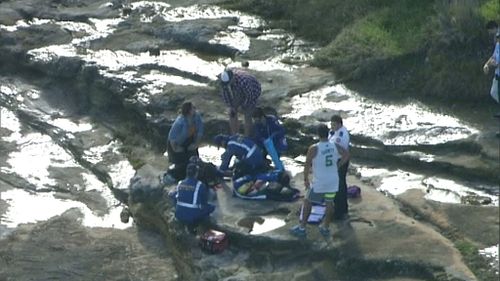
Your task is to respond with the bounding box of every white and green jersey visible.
[311,141,340,193]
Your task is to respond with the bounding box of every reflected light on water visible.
[356,167,498,206]
[284,84,478,145]
[198,145,223,167]
[0,18,51,32]
[108,160,136,190]
[49,118,92,133]
[210,30,250,52]
[0,108,22,137]
[479,244,499,275]
[250,216,286,235]
[0,189,131,229]
[5,133,79,188]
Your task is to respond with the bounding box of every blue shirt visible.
[219,135,264,171]
[253,115,287,151]
[173,178,212,223]
[167,112,204,145]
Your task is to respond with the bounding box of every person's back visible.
[311,141,339,193]
[174,164,214,225]
[220,134,264,170]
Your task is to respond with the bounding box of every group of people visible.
[164,67,352,238]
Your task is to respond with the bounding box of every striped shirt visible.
[221,69,261,110]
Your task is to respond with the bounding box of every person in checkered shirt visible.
[218,68,261,136]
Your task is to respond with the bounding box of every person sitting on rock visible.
[163,102,204,185]
[251,107,288,171]
[170,163,215,226]
[213,134,267,179]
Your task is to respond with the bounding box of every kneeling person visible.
[213,134,267,178]
[172,163,215,226]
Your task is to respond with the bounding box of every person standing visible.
[290,124,349,238]
[251,107,288,171]
[483,32,500,105]
[329,115,351,220]
[164,102,204,184]
[218,68,261,136]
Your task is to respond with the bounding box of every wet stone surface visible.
[0,0,498,280]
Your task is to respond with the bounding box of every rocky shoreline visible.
[0,1,498,280]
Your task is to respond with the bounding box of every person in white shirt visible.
[329,115,351,220]
[290,124,349,238]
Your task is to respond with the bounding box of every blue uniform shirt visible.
[219,135,264,171]
[173,178,214,224]
[253,115,287,152]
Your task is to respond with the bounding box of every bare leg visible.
[323,201,334,229]
[229,108,239,135]
[300,199,312,228]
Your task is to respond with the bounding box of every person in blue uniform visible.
[213,134,267,178]
[251,107,287,170]
[171,163,215,225]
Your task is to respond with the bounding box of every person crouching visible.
[171,163,215,228]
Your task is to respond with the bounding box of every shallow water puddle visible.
[0,188,131,229]
[249,216,286,235]
[479,244,499,275]
[0,18,51,32]
[1,105,134,228]
[20,3,299,99]
[5,133,79,188]
[356,166,498,206]
[108,160,136,190]
[238,216,286,235]
[284,84,478,145]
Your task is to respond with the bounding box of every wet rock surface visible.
[0,0,498,280]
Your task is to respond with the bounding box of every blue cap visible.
[213,134,230,147]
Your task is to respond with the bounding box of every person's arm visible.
[336,143,350,166]
[168,117,184,152]
[219,150,232,172]
[303,144,317,190]
[484,44,500,72]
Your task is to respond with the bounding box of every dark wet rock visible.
[29,55,84,78]
[461,195,493,206]
[153,19,240,56]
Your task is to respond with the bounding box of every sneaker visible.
[319,226,330,237]
[289,225,306,238]
[162,173,177,185]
